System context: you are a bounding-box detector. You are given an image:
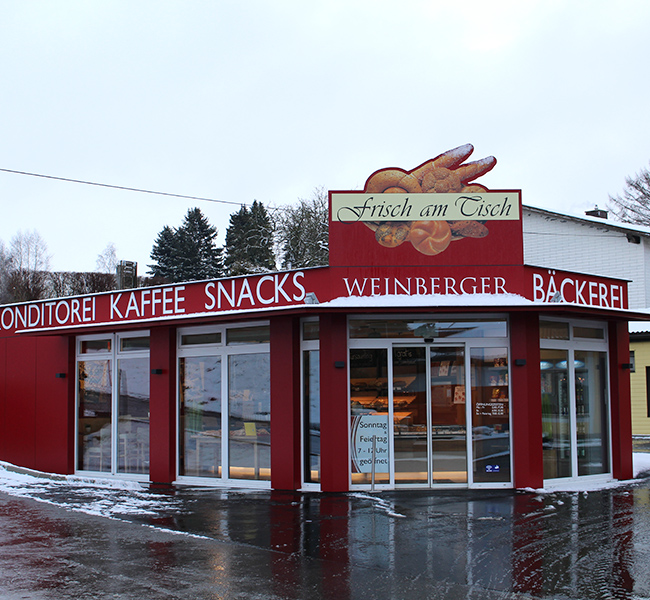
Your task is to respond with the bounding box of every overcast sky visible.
[2,1,650,273]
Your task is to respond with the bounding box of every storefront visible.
[0,145,641,491]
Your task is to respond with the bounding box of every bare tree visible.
[276,187,329,269]
[608,165,650,225]
[7,230,51,302]
[96,243,118,274]
[0,241,12,303]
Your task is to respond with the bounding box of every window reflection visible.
[470,348,511,483]
[78,359,112,472]
[303,350,320,483]
[541,349,572,479]
[228,353,271,481]
[349,349,389,485]
[179,356,222,477]
[117,357,150,474]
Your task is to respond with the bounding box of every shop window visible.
[470,348,511,483]
[228,353,271,480]
[540,321,570,340]
[575,351,609,476]
[180,332,222,346]
[349,348,390,486]
[120,336,151,351]
[177,323,271,484]
[573,326,605,340]
[179,356,222,477]
[303,350,320,484]
[349,318,507,339]
[80,338,112,354]
[540,320,610,481]
[302,320,319,341]
[226,325,270,345]
[77,333,150,477]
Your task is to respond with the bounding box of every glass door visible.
[392,346,427,484]
[430,347,467,483]
[392,344,467,487]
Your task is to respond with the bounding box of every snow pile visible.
[520,452,650,494]
[0,461,182,518]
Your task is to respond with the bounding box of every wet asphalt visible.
[2,475,650,600]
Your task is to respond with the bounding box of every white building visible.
[523,205,650,435]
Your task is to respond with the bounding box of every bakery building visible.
[0,146,642,492]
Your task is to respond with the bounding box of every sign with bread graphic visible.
[329,144,522,268]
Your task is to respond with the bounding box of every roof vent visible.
[585,206,608,219]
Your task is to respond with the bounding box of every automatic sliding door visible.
[430,347,467,484]
[393,347,428,484]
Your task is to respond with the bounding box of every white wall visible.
[523,209,650,310]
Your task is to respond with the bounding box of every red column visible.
[609,320,633,480]
[149,326,177,485]
[270,316,301,490]
[510,312,543,489]
[319,313,349,492]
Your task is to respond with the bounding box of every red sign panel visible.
[329,145,523,268]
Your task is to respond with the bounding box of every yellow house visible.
[630,327,650,436]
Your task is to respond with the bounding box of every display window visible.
[177,322,271,486]
[348,315,512,489]
[540,319,610,482]
[301,319,320,488]
[76,331,150,478]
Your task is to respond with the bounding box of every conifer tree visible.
[224,201,276,276]
[148,208,223,282]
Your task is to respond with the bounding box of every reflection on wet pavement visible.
[1,479,650,599]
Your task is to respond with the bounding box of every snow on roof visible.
[524,204,650,237]
[630,321,650,334]
[322,293,533,309]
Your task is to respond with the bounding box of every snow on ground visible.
[1,455,649,521]
[0,461,183,519]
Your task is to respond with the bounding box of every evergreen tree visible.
[224,201,276,276]
[148,225,181,282]
[147,208,223,282]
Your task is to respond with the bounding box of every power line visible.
[0,167,245,207]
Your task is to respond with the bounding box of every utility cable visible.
[0,167,245,207]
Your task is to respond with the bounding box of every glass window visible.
[120,336,150,351]
[540,321,570,340]
[228,353,271,480]
[302,321,319,341]
[77,333,150,477]
[573,326,605,340]
[303,350,320,483]
[226,326,270,345]
[80,338,112,354]
[541,349,572,479]
[117,357,150,474]
[470,348,511,483]
[349,319,507,339]
[77,359,113,472]
[179,356,222,478]
[350,348,389,485]
[575,351,609,476]
[180,332,222,346]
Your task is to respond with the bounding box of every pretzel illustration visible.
[362,144,496,255]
